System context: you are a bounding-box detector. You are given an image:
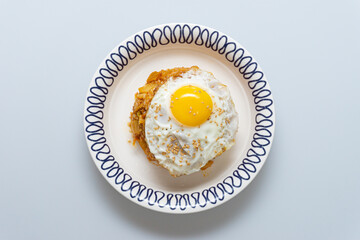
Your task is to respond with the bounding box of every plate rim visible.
[83,23,276,214]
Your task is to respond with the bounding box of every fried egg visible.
[145,68,238,177]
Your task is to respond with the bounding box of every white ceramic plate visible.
[84,23,275,214]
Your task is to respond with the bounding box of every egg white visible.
[145,68,238,177]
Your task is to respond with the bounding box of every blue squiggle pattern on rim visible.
[85,24,274,211]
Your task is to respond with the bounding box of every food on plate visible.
[130,66,238,177]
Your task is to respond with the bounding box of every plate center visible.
[105,45,254,192]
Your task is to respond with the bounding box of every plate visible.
[84,23,275,214]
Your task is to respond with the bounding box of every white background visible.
[1,0,359,239]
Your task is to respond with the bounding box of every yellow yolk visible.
[170,85,213,127]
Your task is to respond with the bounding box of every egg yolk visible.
[170,85,213,127]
